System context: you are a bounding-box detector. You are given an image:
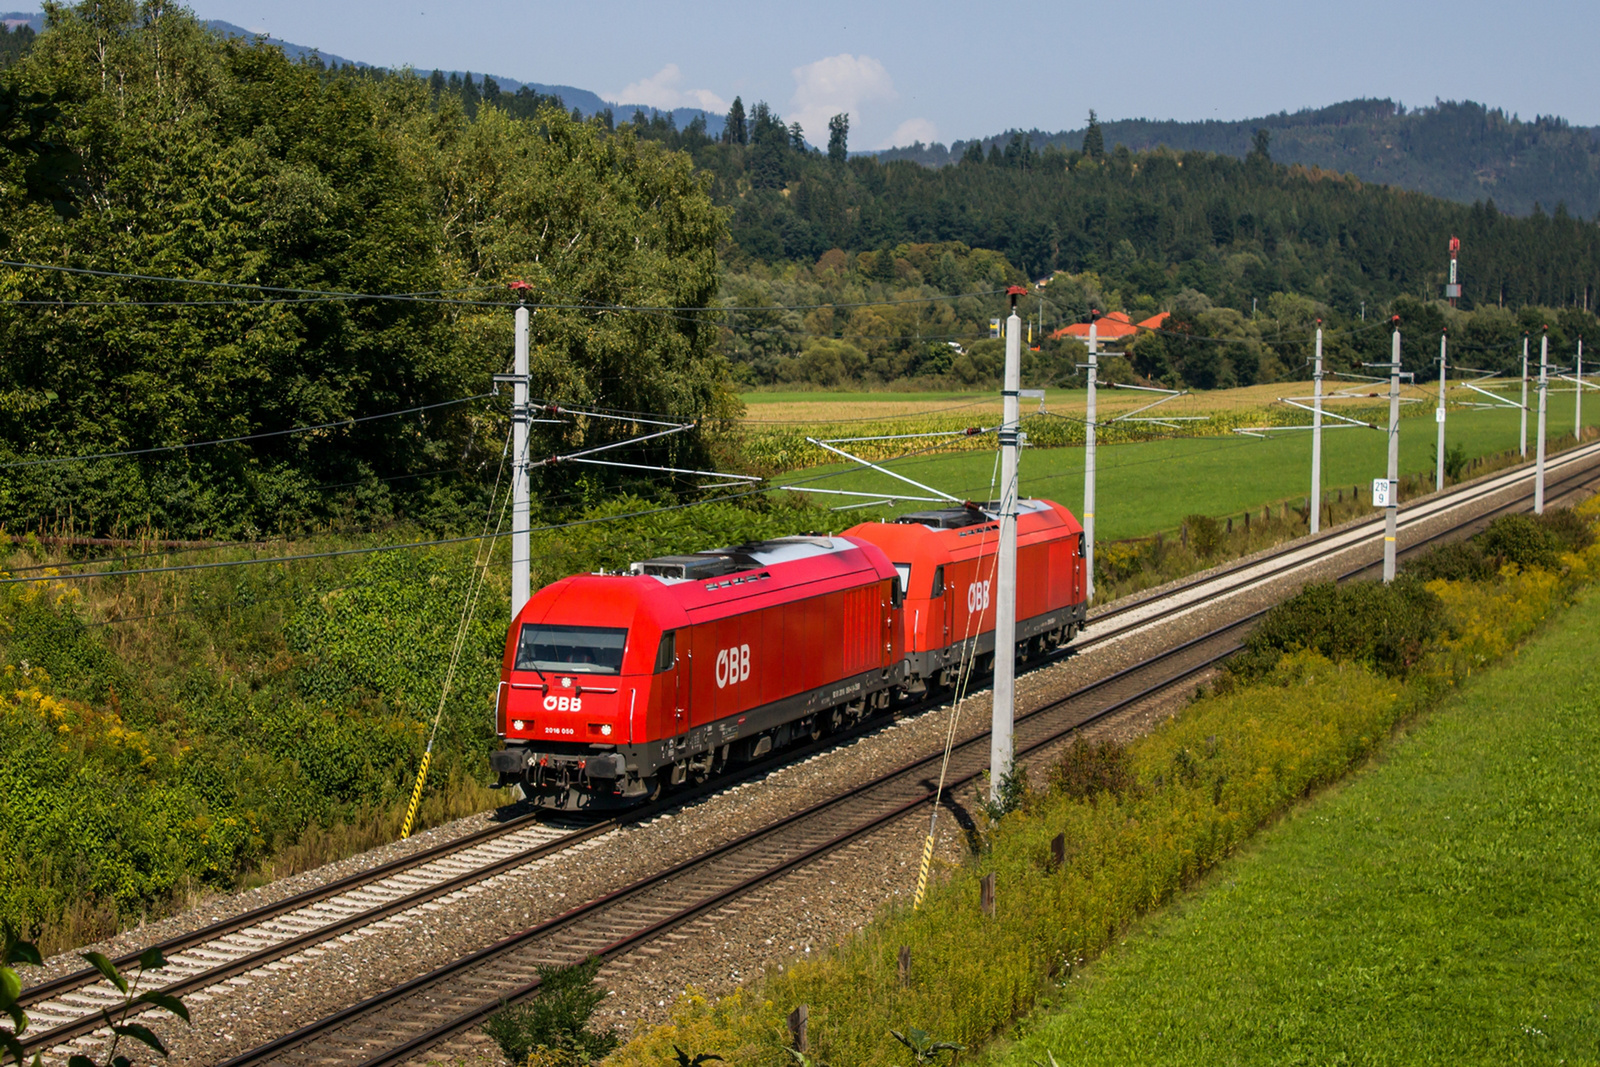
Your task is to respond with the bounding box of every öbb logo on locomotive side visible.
[715,644,752,688]
[967,579,992,614]
[542,694,583,712]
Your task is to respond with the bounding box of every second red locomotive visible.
[489,498,1086,808]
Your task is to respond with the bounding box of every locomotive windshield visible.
[515,624,628,674]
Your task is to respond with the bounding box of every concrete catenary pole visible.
[511,305,532,618]
[1520,333,1529,458]
[991,288,1026,805]
[1383,321,1401,583]
[1576,336,1584,441]
[1083,311,1099,603]
[1435,329,1448,492]
[1536,327,1549,514]
[1310,320,1324,533]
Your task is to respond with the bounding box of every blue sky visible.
[189,0,1600,149]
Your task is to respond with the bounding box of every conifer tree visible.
[1082,109,1105,159]
[724,96,747,144]
[828,112,849,162]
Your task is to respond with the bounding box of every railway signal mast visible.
[1444,235,1461,307]
[991,285,1029,805]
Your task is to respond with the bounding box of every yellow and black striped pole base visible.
[912,832,936,909]
[399,748,433,840]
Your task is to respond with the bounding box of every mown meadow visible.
[606,499,1600,1067]
[776,399,1581,539]
[984,557,1600,1066]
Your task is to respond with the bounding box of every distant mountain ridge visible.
[6,11,1593,217]
[876,98,1600,219]
[0,10,724,134]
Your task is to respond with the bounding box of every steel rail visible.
[1077,438,1600,645]
[17,809,564,1009]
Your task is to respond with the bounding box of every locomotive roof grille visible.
[630,536,849,583]
[894,507,991,530]
[892,499,1052,531]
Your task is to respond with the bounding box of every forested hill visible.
[638,105,1600,316]
[877,99,1600,220]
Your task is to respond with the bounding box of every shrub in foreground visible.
[1229,578,1441,680]
[1477,513,1559,570]
[483,958,617,1066]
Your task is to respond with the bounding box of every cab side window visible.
[655,631,677,672]
[931,565,946,597]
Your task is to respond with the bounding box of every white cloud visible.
[611,65,727,114]
[788,53,897,149]
[882,117,940,150]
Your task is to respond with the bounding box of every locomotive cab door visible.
[654,629,686,742]
[1074,532,1085,604]
[933,564,951,653]
[675,636,690,739]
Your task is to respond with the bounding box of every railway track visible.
[1075,438,1600,651]
[25,440,1600,1064]
[212,443,1600,1067]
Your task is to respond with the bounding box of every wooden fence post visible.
[1051,833,1066,869]
[898,946,911,986]
[980,872,996,916]
[788,1004,809,1052]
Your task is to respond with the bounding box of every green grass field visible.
[984,589,1600,1067]
[782,405,1581,540]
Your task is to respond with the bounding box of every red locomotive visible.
[845,498,1086,690]
[489,499,1086,808]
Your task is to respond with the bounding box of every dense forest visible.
[0,4,733,539]
[879,98,1600,221]
[625,100,1600,315]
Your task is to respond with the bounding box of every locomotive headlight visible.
[600,723,613,736]
[512,719,525,731]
